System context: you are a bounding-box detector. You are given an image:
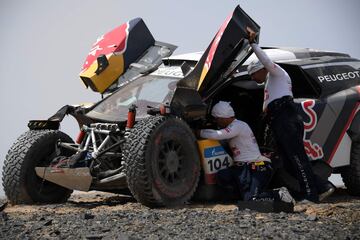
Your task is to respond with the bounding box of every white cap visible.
[211,101,235,118]
[247,60,264,75]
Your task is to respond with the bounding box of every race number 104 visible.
[206,156,232,173]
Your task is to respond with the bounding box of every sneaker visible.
[278,187,296,205]
[319,184,335,201]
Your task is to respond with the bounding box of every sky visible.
[0,0,359,197]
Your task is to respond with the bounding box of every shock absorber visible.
[126,104,137,128]
[75,129,86,144]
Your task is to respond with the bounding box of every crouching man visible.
[200,101,294,204]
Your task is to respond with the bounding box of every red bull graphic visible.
[79,18,155,93]
[301,100,324,160]
[81,23,130,73]
[180,5,260,94]
[198,14,232,89]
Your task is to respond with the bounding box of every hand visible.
[246,26,257,43]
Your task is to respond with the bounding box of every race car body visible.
[3,5,360,207]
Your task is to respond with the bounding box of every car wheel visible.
[2,130,74,204]
[341,140,360,196]
[124,116,200,207]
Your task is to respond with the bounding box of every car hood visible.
[79,18,176,94]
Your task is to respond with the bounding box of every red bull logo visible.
[79,18,155,93]
[301,100,324,160]
[81,22,130,73]
[198,14,232,90]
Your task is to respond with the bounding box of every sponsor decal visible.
[201,144,233,184]
[203,14,231,72]
[327,102,360,164]
[198,14,232,89]
[151,68,184,78]
[317,71,360,83]
[204,146,226,158]
[81,22,130,73]
[301,100,324,160]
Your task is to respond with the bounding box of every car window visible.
[87,75,178,121]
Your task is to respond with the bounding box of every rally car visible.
[2,6,360,207]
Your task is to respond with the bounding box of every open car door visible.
[171,5,260,119]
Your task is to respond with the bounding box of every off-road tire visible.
[2,130,74,204]
[124,116,200,208]
[341,141,360,196]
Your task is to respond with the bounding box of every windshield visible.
[87,75,178,122]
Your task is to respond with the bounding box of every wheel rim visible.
[158,140,184,184]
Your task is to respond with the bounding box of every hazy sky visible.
[1,0,359,196]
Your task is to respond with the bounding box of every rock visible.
[44,219,53,226]
[0,212,9,221]
[84,212,95,220]
[85,234,105,240]
[306,214,317,221]
[50,230,61,236]
[0,201,7,212]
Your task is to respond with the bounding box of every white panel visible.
[330,133,351,168]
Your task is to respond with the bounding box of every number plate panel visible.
[198,140,234,184]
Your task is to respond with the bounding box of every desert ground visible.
[0,188,359,240]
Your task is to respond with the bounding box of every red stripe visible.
[327,102,360,164]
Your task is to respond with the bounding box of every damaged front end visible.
[35,122,128,192]
[31,17,178,193]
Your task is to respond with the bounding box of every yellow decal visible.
[79,54,124,93]
[197,66,209,90]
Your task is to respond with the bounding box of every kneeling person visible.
[200,101,293,203]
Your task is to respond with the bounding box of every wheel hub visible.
[165,151,179,173]
[158,140,184,183]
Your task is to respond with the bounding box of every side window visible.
[281,64,320,98]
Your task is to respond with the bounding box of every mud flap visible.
[35,167,92,191]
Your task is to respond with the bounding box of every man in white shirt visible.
[200,101,294,203]
[246,27,334,203]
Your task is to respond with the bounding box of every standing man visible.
[200,101,294,203]
[246,27,334,203]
